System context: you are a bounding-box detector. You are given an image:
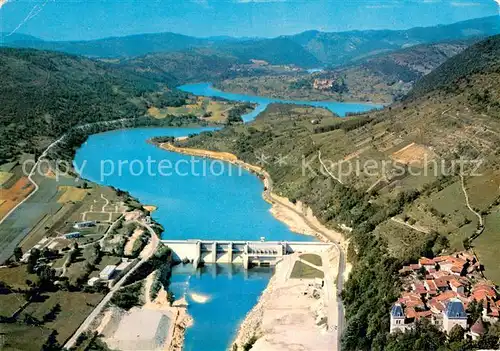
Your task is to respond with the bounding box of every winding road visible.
[63,219,159,349]
[0,118,136,264]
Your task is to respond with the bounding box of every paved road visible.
[0,118,136,264]
[63,220,159,349]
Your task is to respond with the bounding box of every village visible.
[390,251,499,340]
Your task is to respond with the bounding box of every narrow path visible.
[390,217,430,234]
[318,150,344,184]
[460,174,483,227]
[63,219,159,349]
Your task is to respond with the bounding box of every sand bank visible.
[123,228,144,256]
[144,205,158,212]
[233,249,340,351]
[96,271,193,351]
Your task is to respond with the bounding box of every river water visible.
[73,86,379,350]
[178,82,380,120]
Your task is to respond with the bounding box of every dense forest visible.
[407,35,500,99]
[0,48,196,163]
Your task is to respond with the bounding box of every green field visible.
[0,293,26,318]
[0,171,13,186]
[22,291,104,344]
[290,260,324,279]
[299,253,322,266]
[473,208,500,284]
[148,96,250,123]
[0,265,37,290]
[0,323,53,351]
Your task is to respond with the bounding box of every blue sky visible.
[0,0,498,41]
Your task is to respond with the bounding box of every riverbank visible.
[155,141,349,350]
[232,249,340,350]
[96,271,193,351]
[158,142,347,245]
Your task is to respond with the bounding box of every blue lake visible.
[74,127,309,351]
[73,87,378,350]
[179,82,381,120]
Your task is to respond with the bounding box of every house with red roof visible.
[449,279,465,294]
[419,257,435,270]
[391,252,498,334]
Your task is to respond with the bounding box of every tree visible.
[41,330,60,351]
[13,247,23,262]
[36,266,56,291]
[42,303,61,323]
[448,324,465,343]
[167,291,175,306]
[467,299,483,323]
[26,248,40,274]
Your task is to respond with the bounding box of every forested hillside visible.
[215,37,320,67]
[216,39,473,103]
[118,48,240,86]
[0,48,166,163]
[408,34,500,99]
[173,35,500,350]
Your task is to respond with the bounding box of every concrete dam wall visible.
[161,240,333,269]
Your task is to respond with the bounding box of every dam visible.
[161,239,334,269]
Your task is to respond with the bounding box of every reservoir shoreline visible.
[154,141,349,350]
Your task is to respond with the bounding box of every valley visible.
[0,12,499,351]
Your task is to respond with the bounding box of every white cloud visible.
[0,0,8,10]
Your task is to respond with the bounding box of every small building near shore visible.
[100,265,117,280]
[74,221,96,229]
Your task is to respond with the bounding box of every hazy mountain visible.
[0,32,211,58]
[286,15,500,66]
[2,16,499,68]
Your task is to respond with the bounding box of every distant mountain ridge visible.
[407,34,500,99]
[285,15,500,66]
[1,15,499,67]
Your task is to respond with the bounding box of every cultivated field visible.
[0,177,35,219]
[148,96,251,123]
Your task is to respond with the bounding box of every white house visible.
[442,299,468,333]
[390,303,412,333]
[99,265,117,280]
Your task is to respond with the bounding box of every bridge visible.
[161,239,333,269]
